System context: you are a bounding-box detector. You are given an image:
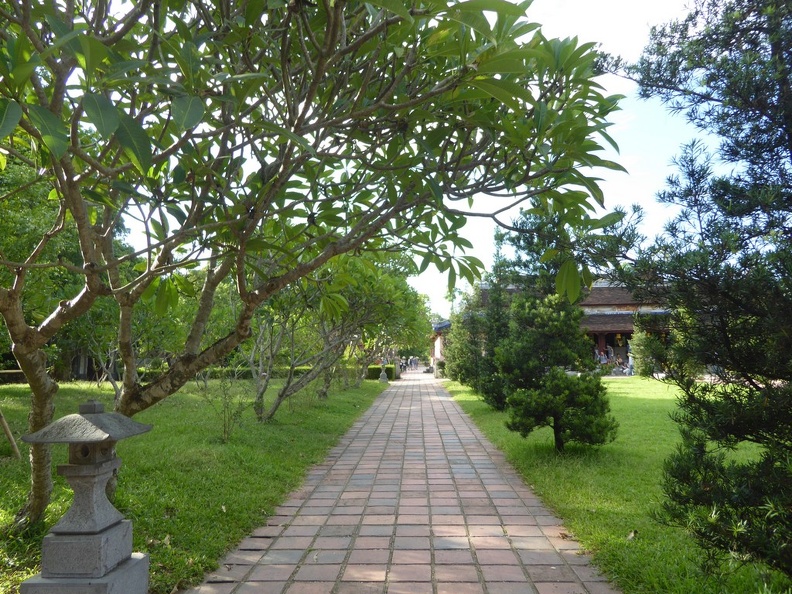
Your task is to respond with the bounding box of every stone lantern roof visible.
[22,400,151,445]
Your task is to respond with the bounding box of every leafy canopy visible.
[0,0,626,526]
[0,0,625,415]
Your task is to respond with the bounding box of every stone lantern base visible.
[20,552,149,594]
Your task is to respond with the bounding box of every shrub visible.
[366,365,395,380]
[498,294,618,452]
[506,368,618,452]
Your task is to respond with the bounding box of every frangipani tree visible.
[0,0,624,525]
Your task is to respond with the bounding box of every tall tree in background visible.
[627,0,792,577]
[505,205,643,300]
[444,255,511,409]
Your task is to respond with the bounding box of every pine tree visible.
[626,0,792,577]
[499,294,618,452]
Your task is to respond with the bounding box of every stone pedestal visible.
[21,553,149,594]
[41,520,133,578]
[19,458,150,593]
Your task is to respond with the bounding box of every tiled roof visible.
[580,313,635,333]
[579,286,637,307]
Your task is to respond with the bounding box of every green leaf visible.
[150,217,165,240]
[166,203,188,225]
[245,237,294,257]
[258,120,316,155]
[141,277,160,301]
[155,277,179,315]
[155,279,170,315]
[82,188,116,208]
[539,248,559,263]
[245,0,267,24]
[468,79,520,111]
[447,10,493,42]
[9,56,40,91]
[172,164,187,185]
[27,105,69,158]
[173,273,196,297]
[319,292,349,320]
[0,99,23,140]
[589,211,625,230]
[111,180,143,198]
[475,48,546,74]
[115,114,152,173]
[77,35,109,80]
[581,265,593,289]
[446,266,457,293]
[453,0,526,16]
[365,0,413,22]
[40,16,83,59]
[83,93,120,138]
[417,254,432,274]
[172,95,205,131]
[556,260,581,302]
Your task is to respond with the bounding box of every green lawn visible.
[447,376,792,594]
[3,376,790,594]
[0,378,385,594]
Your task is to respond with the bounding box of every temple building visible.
[579,281,666,362]
[430,281,667,373]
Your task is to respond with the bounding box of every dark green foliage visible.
[662,420,792,576]
[444,266,511,410]
[506,368,618,452]
[626,0,792,578]
[498,293,617,452]
[504,207,643,298]
[443,301,484,388]
[477,270,511,410]
[496,294,596,391]
[628,325,667,378]
[366,365,396,381]
[477,372,509,411]
[444,232,620,450]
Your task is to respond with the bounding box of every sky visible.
[411,0,699,319]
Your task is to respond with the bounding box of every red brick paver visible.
[182,371,621,594]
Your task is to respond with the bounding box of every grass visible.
[0,377,386,594]
[446,376,792,594]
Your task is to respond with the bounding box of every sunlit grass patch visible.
[0,378,385,594]
[447,377,792,594]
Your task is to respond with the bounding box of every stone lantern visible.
[20,400,152,594]
[379,362,389,383]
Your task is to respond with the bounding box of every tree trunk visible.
[261,359,331,421]
[552,418,565,453]
[12,347,58,530]
[317,367,334,400]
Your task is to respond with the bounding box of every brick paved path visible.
[184,370,620,594]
